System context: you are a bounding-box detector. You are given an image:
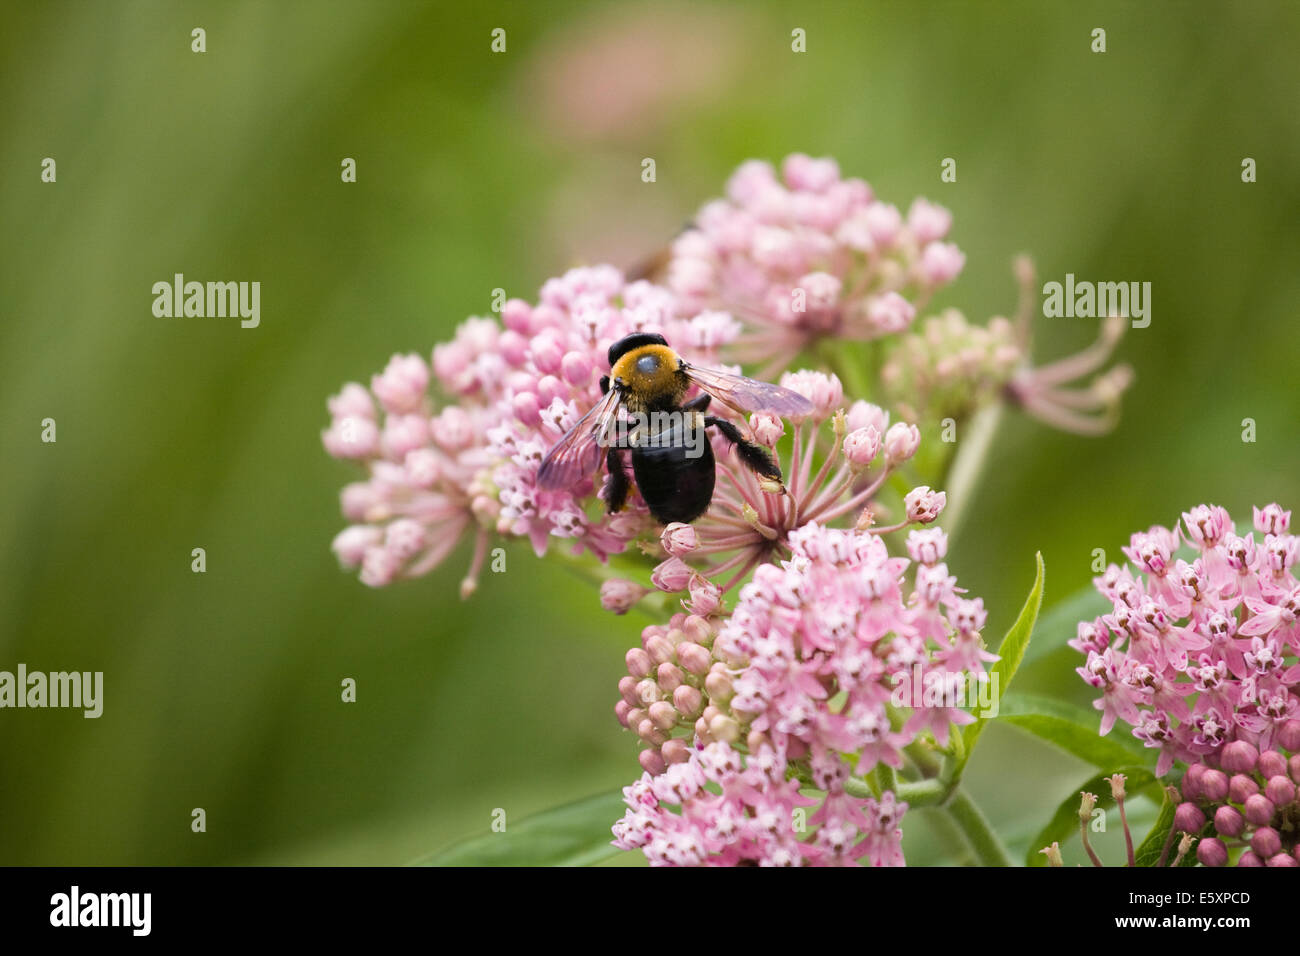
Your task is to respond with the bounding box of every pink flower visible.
[1075,502,1300,778]
[666,155,960,373]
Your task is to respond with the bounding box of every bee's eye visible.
[635,354,660,375]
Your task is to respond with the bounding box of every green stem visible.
[945,788,1013,867]
[937,403,1003,542]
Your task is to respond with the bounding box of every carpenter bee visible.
[536,332,813,524]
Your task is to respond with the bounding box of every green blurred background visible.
[2,0,1297,865]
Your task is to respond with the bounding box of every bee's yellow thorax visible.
[610,344,686,411]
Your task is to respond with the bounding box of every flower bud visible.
[686,576,722,617]
[1197,837,1229,867]
[660,522,698,557]
[709,714,740,743]
[651,557,693,592]
[682,615,712,645]
[1214,805,1245,837]
[672,685,703,719]
[648,701,678,731]
[1200,769,1229,802]
[1182,763,1207,800]
[1265,775,1296,807]
[614,699,631,727]
[636,719,667,746]
[1273,719,1300,753]
[1290,754,1300,784]
[843,426,881,467]
[704,668,733,702]
[656,662,684,692]
[1251,826,1282,859]
[634,678,660,705]
[618,676,639,706]
[661,739,690,765]
[645,635,675,666]
[602,579,649,615]
[675,642,711,677]
[1229,774,1260,804]
[1221,740,1259,774]
[1174,802,1205,833]
[750,412,784,447]
[638,748,666,776]
[1267,852,1299,867]
[1258,750,1287,780]
[1236,850,1264,867]
[1244,793,1276,826]
[625,647,653,678]
[883,422,921,464]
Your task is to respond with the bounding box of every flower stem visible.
[937,403,1002,541]
[945,789,1013,867]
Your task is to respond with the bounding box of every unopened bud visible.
[883,422,921,464]
[661,739,690,765]
[638,748,666,776]
[1243,793,1276,826]
[1197,837,1228,867]
[672,685,703,718]
[1230,773,1260,804]
[1265,775,1296,807]
[656,662,684,692]
[1201,769,1229,802]
[843,426,881,467]
[1222,740,1259,774]
[675,641,711,676]
[1174,802,1205,833]
[1251,826,1282,859]
[1214,805,1245,837]
[660,522,698,557]
[601,578,649,614]
[625,648,653,678]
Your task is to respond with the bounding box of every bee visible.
[536,332,814,524]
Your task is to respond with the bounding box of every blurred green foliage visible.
[2,0,1296,865]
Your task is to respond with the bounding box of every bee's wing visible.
[535,388,621,490]
[681,362,815,418]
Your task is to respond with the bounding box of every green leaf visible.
[414,790,628,867]
[1133,789,1202,867]
[958,552,1044,768]
[997,692,1157,770]
[1026,766,1155,866]
[1019,584,1109,670]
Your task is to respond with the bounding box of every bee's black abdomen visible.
[631,438,715,525]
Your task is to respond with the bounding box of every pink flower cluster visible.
[323,266,742,590]
[613,521,994,865]
[1074,503,1299,776]
[612,741,906,866]
[667,154,963,372]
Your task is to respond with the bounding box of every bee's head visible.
[607,332,670,368]
[607,333,685,411]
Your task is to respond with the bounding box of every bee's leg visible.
[704,417,783,484]
[681,393,711,413]
[603,447,631,513]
